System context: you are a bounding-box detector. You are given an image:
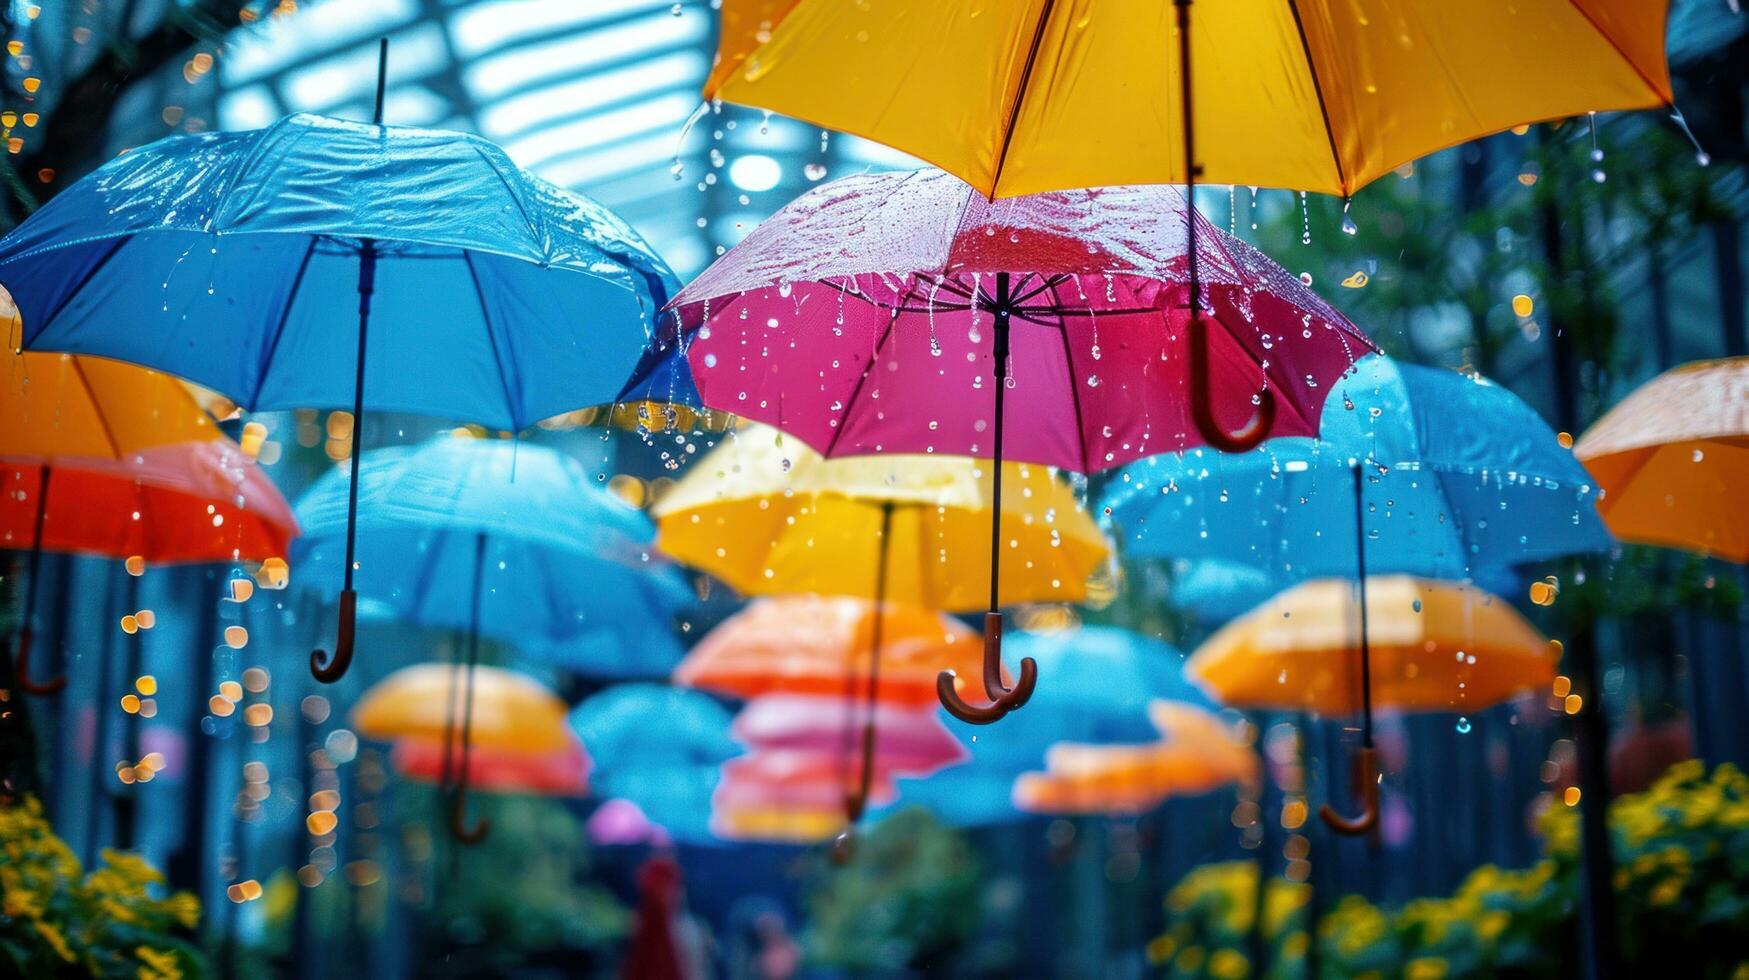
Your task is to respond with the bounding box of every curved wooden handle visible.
[1319,746,1379,836]
[310,590,357,683]
[1189,313,1276,453]
[14,628,66,696]
[449,787,490,845]
[936,613,1038,725]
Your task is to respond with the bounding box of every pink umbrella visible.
[627,170,1372,724]
[715,749,900,812]
[731,694,968,778]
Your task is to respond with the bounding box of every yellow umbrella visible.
[1574,357,1749,561]
[351,663,572,754]
[1189,576,1555,832]
[708,0,1672,200]
[654,424,1109,611]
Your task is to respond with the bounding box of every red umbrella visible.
[627,169,1372,722]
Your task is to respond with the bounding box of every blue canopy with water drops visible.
[900,626,1211,827]
[569,685,742,846]
[1101,354,1613,583]
[291,437,688,677]
[0,113,678,430]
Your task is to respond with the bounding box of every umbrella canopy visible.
[351,663,573,753]
[1188,576,1557,716]
[292,437,687,672]
[570,685,742,846]
[2,112,676,429]
[390,736,590,798]
[0,109,679,683]
[675,595,979,706]
[655,424,1109,610]
[715,750,900,813]
[1,350,297,563]
[628,169,1370,474]
[900,626,1210,825]
[1574,357,1749,561]
[1016,701,1258,814]
[731,695,968,777]
[1104,354,1612,581]
[704,0,1671,199]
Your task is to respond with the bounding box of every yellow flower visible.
[1209,948,1249,979]
[1407,957,1450,980]
[1648,877,1683,907]
[1146,935,1176,965]
[1175,945,1207,973]
[165,892,201,930]
[33,921,76,963]
[136,945,184,980]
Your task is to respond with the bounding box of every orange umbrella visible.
[1574,357,1749,561]
[352,663,573,753]
[3,350,297,693]
[1190,576,1555,833]
[1189,577,1555,716]
[675,596,982,707]
[1015,702,1256,815]
[390,736,590,798]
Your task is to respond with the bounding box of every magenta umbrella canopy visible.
[631,168,1373,472]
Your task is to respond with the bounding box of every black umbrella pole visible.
[449,533,489,844]
[1321,463,1378,835]
[938,273,1036,723]
[1570,613,1619,980]
[312,242,377,683]
[849,503,895,823]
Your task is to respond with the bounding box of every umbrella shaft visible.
[21,465,49,630]
[341,243,378,593]
[1351,463,1373,746]
[988,273,1011,614]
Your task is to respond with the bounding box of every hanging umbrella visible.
[389,736,590,798]
[675,596,981,706]
[570,685,742,846]
[1016,700,1255,814]
[627,168,1372,722]
[899,625,1213,826]
[1574,357,1749,561]
[352,660,574,841]
[1103,355,1612,580]
[0,45,679,685]
[703,1,1672,200]
[1189,576,1557,830]
[1103,354,1607,832]
[297,437,686,841]
[712,748,899,844]
[1,349,297,694]
[732,694,967,777]
[292,438,687,668]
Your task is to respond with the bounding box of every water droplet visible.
[1455,717,1471,734]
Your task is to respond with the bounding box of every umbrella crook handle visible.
[14,628,66,696]
[1318,746,1379,835]
[448,785,491,845]
[935,613,1038,725]
[1189,314,1275,453]
[310,589,357,683]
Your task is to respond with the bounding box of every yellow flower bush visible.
[1155,763,1749,978]
[0,797,205,978]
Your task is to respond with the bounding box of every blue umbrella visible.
[1,49,678,681]
[900,626,1211,826]
[1102,353,1611,833]
[570,685,741,846]
[292,438,687,672]
[293,436,686,841]
[1103,354,1611,580]
[1168,557,1521,628]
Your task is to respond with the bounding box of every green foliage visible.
[0,797,205,979]
[802,806,984,973]
[1156,763,1749,979]
[401,790,629,976]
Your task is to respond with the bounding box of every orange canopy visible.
[1574,357,1749,561]
[351,663,573,754]
[674,595,982,706]
[1188,577,1556,716]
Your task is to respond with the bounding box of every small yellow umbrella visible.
[1574,357,1749,561]
[351,663,572,754]
[708,0,1672,200]
[654,424,1109,612]
[1190,576,1555,832]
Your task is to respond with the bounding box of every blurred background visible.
[2,1,1748,977]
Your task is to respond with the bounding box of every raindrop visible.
[1455,717,1472,734]
[803,162,828,181]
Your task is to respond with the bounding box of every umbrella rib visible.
[67,358,124,460]
[462,251,522,431]
[988,0,1059,197]
[1283,0,1350,198]
[248,236,320,411]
